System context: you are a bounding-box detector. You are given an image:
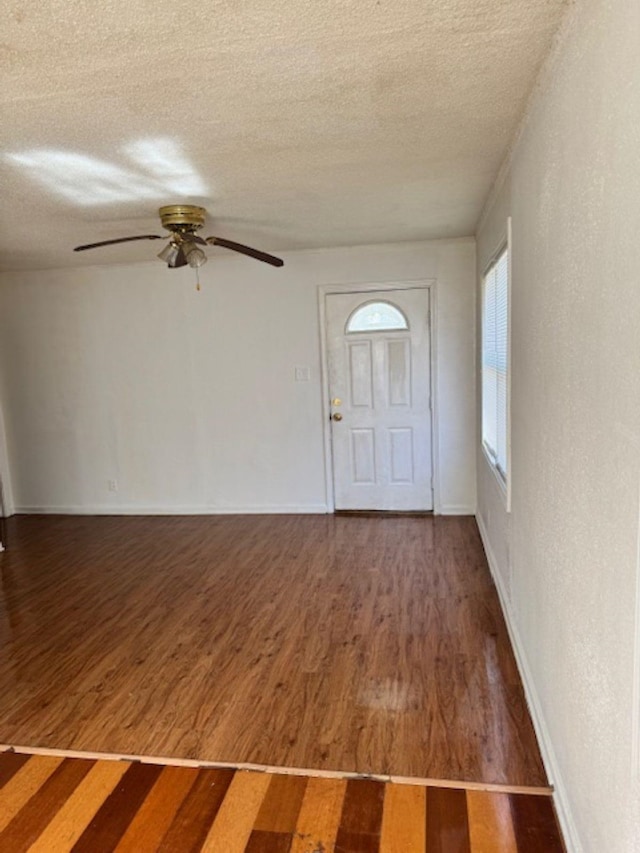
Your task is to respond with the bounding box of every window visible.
[482,245,509,490]
[346,301,408,333]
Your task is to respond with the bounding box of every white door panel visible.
[326,288,433,511]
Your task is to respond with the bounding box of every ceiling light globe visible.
[157,242,179,264]
[184,244,207,268]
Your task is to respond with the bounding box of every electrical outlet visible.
[108,479,118,492]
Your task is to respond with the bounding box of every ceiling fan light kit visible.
[157,241,183,266]
[182,242,207,269]
[73,204,284,290]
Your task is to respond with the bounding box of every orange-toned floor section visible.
[0,749,565,852]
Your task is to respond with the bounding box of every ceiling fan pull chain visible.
[195,267,201,291]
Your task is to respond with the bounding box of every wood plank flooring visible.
[0,749,565,852]
[0,515,546,786]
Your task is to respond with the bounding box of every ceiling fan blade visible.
[73,235,164,252]
[169,246,188,268]
[206,236,284,267]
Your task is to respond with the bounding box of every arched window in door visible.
[345,301,409,333]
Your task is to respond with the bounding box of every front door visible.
[326,288,433,511]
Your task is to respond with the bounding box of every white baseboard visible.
[14,504,331,516]
[476,512,582,853]
[14,504,481,517]
[439,504,476,515]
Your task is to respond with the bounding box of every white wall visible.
[476,1,640,851]
[0,239,476,515]
[0,400,13,539]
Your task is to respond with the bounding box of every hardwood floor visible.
[0,749,565,852]
[0,515,546,786]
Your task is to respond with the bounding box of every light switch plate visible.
[295,366,310,382]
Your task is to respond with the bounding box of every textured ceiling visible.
[1,0,570,271]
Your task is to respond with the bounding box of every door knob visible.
[331,412,343,422]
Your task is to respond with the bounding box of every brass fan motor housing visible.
[159,205,206,232]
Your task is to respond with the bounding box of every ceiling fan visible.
[73,205,284,271]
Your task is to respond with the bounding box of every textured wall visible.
[0,239,476,516]
[477,1,640,851]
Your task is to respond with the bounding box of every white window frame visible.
[345,300,409,333]
[481,221,511,510]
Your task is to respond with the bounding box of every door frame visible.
[318,279,440,513]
